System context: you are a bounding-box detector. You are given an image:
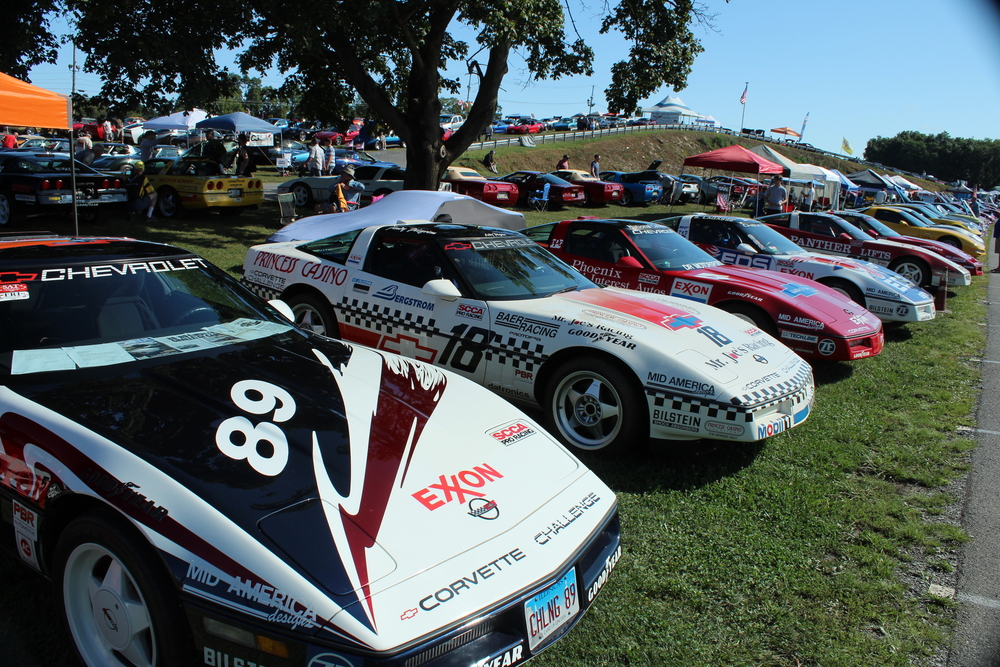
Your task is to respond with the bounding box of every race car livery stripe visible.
[557,287,696,328]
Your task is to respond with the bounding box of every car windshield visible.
[821,216,871,240]
[734,220,808,255]
[0,254,295,373]
[622,224,722,270]
[439,235,596,300]
[835,212,899,237]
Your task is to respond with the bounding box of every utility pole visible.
[587,86,594,116]
[70,41,79,235]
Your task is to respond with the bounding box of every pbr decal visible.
[533,493,601,545]
[412,463,504,509]
[12,500,38,541]
[418,549,526,610]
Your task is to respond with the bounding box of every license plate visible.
[228,188,242,197]
[60,195,74,203]
[524,569,579,651]
[497,192,508,199]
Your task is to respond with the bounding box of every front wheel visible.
[54,511,194,667]
[287,292,339,338]
[720,302,778,337]
[545,357,646,455]
[0,192,15,225]
[888,257,929,286]
[938,236,962,249]
[820,277,865,306]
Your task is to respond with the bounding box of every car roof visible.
[0,234,193,265]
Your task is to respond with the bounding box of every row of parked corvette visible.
[0,186,988,667]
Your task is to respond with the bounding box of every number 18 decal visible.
[215,380,296,476]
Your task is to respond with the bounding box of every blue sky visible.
[27,0,1000,157]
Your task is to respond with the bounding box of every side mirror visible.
[736,243,757,254]
[269,299,295,322]
[839,233,852,241]
[616,256,643,268]
[422,278,462,301]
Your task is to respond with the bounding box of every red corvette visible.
[493,171,585,208]
[522,217,885,362]
[441,166,518,206]
[758,211,972,288]
[551,169,624,205]
[506,119,546,134]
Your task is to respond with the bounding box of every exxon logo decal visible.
[670,279,712,303]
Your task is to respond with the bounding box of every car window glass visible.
[301,229,365,264]
[564,227,628,263]
[521,224,555,244]
[366,233,453,288]
[688,219,737,248]
[624,225,719,270]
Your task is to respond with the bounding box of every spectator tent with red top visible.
[682,144,783,212]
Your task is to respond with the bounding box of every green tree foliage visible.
[866,130,1000,189]
[19,0,717,190]
[1,0,61,80]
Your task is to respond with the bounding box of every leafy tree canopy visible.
[9,0,717,189]
[866,130,1000,189]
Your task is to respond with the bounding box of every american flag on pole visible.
[739,85,748,105]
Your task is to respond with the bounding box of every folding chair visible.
[277,192,297,227]
[528,183,551,211]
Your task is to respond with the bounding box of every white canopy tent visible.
[267,191,527,243]
[642,95,706,125]
[886,174,920,190]
[143,109,208,131]
[748,145,838,206]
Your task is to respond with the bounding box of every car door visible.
[557,223,646,291]
[679,216,775,271]
[352,228,490,385]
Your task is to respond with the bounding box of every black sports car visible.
[0,233,621,667]
[0,152,127,224]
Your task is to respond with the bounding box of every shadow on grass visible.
[883,322,915,344]
[0,551,78,667]
[580,437,766,496]
[809,359,855,387]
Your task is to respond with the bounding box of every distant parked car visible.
[599,170,664,206]
[493,171,585,208]
[550,169,624,205]
[506,118,546,134]
[441,166,518,206]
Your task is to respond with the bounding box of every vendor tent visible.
[846,169,895,189]
[683,144,783,174]
[196,112,278,134]
[829,169,859,191]
[267,191,527,244]
[793,163,840,206]
[748,145,798,175]
[0,72,71,130]
[144,109,208,131]
[886,174,919,190]
[642,95,706,125]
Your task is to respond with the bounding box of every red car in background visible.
[832,209,984,276]
[522,217,885,362]
[551,169,624,205]
[758,210,972,288]
[493,171,585,208]
[506,118,546,134]
[441,166,518,206]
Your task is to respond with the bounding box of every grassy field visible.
[0,136,982,666]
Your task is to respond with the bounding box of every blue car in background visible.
[599,170,664,206]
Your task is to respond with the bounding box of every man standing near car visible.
[557,154,570,170]
[307,138,323,177]
[124,161,158,220]
[764,175,787,215]
[203,130,227,169]
[590,154,600,178]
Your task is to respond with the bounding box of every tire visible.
[291,183,313,207]
[287,292,339,338]
[0,192,15,225]
[545,357,646,455]
[54,510,194,667]
[888,257,929,286]
[77,207,102,224]
[938,236,962,249]
[155,187,181,218]
[334,136,344,146]
[620,189,633,206]
[720,302,778,337]
[582,189,592,205]
[820,277,865,306]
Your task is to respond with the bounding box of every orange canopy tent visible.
[0,71,72,130]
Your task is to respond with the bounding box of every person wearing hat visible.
[317,164,365,213]
[801,181,816,212]
[124,161,158,220]
[556,154,570,170]
[139,130,158,161]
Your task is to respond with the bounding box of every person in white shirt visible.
[802,181,815,212]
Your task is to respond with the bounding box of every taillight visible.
[218,181,226,189]
[101,179,110,188]
[256,180,262,188]
[55,179,65,190]
[207,181,215,190]
[40,179,50,190]
[113,178,121,188]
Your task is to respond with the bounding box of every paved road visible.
[951,254,1000,666]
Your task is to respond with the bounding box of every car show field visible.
[0,131,990,666]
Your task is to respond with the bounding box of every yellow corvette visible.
[884,203,984,235]
[860,205,986,259]
[143,157,264,218]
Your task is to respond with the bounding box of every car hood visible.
[530,286,812,405]
[790,250,934,304]
[7,335,607,649]
[698,265,881,335]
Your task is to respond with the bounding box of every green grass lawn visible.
[0,182,984,666]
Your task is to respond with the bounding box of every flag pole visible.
[739,82,748,135]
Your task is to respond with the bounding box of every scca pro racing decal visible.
[488,420,536,446]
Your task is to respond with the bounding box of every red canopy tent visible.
[683,144,783,213]
[682,144,783,174]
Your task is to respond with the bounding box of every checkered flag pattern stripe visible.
[243,280,281,302]
[647,392,752,423]
[485,336,547,371]
[339,297,438,335]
